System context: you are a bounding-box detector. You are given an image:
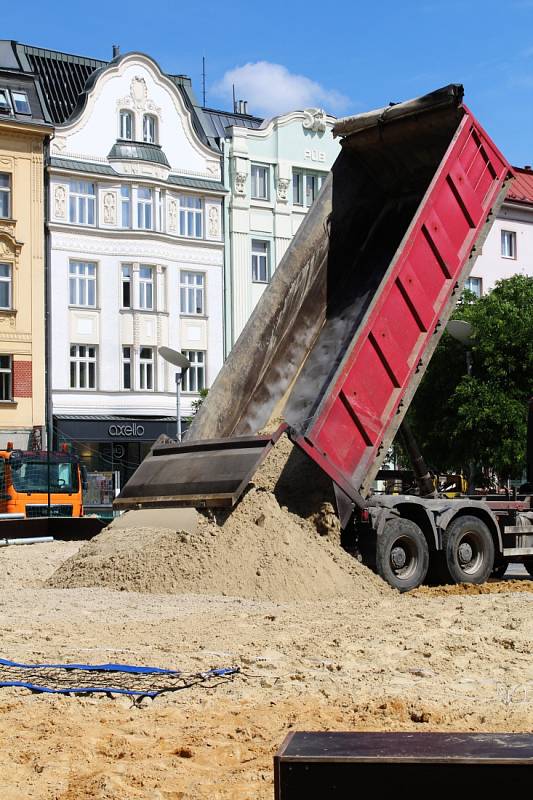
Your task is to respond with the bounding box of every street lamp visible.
[158,346,190,441]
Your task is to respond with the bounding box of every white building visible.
[202,106,340,350]
[45,51,225,502]
[464,166,533,296]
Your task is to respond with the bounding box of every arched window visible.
[143,114,157,144]
[119,110,133,140]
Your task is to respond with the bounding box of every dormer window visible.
[119,110,133,141]
[143,114,157,144]
[12,91,30,114]
[0,89,11,114]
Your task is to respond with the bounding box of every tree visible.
[405,275,533,483]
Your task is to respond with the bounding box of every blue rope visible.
[0,657,180,675]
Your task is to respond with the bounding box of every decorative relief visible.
[276,178,290,202]
[53,235,223,266]
[302,108,327,133]
[206,162,219,176]
[103,192,117,225]
[54,185,66,219]
[234,172,247,196]
[0,314,16,329]
[168,199,178,232]
[51,137,67,154]
[208,206,220,238]
[117,76,162,118]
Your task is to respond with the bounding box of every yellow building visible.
[0,57,52,448]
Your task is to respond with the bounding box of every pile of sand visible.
[47,485,391,602]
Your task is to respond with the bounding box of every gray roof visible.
[49,156,225,192]
[202,106,263,141]
[50,157,115,175]
[108,141,170,167]
[0,40,52,125]
[0,41,221,153]
[168,174,226,192]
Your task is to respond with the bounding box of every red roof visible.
[507,167,533,205]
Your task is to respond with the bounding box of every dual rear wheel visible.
[374,514,495,592]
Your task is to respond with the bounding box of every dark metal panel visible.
[115,428,286,510]
[275,732,533,799]
[0,516,105,540]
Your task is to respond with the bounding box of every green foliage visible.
[406,275,533,482]
[191,387,209,416]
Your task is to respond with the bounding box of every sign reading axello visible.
[108,423,145,437]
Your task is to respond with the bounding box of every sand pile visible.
[47,486,391,601]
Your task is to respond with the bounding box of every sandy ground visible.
[1,541,533,799]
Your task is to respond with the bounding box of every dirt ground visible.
[0,541,533,799]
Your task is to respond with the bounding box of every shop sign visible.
[108,423,145,437]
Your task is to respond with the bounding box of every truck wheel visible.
[443,516,494,584]
[376,518,429,592]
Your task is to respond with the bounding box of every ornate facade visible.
[0,46,52,447]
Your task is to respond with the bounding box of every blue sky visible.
[4,0,533,165]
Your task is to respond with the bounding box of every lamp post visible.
[158,347,190,441]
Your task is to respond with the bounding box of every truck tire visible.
[443,515,494,584]
[375,517,429,592]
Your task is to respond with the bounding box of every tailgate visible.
[114,427,286,510]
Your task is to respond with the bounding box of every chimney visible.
[112,44,120,58]
[243,101,248,115]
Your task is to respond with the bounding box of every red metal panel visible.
[301,111,510,495]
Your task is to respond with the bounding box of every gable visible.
[51,54,220,180]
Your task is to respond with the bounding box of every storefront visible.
[54,416,179,516]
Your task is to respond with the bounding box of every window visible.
[143,114,157,144]
[70,345,96,390]
[139,347,154,390]
[251,164,269,200]
[0,90,10,113]
[181,350,205,393]
[68,181,96,225]
[0,173,10,218]
[178,196,203,238]
[12,91,30,114]
[464,276,482,298]
[501,230,516,259]
[251,240,270,283]
[0,264,12,309]
[137,187,153,229]
[293,170,325,208]
[121,265,132,308]
[69,261,96,307]
[122,346,132,390]
[139,266,154,310]
[0,355,12,400]
[180,271,205,315]
[121,186,131,227]
[119,110,133,140]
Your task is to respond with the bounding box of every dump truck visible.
[115,84,533,591]
[0,445,106,540]
[0,445,85,518]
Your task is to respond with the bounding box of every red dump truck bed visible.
[115,85,511,512]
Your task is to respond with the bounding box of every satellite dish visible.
[158,346,191,371]
[446,319,474,345]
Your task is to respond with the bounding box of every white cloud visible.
[212,61,350,118]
